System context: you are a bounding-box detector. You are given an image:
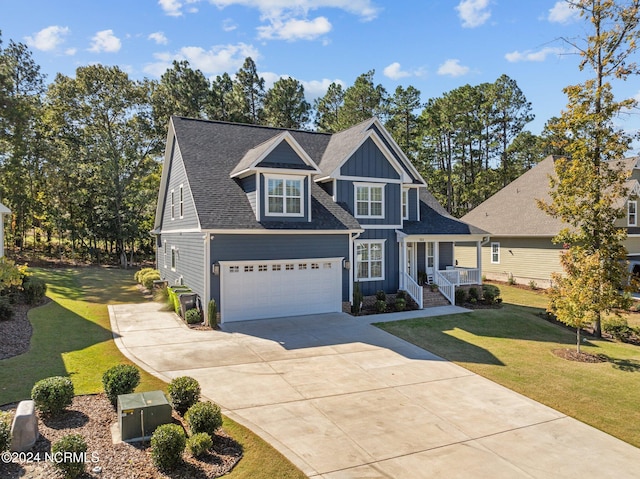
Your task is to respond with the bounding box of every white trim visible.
[179,184,184,219]
[361,224,402,230]
[354,239,386,281]
[337,174,402,184]
[491,242,500,264]
[201,228,363,235]
[264,174,305,218]
[158,228,203,234]
[402,187,409,220]
[171,245,177,271]
[628,200,637,227]
[219,256,343,267]
[354,182,385,219]
[170,189,175,220]
[204,233,211,323]
[163,240,167,269]
[256,170,262,221]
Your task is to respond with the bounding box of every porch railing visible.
[438,267,480,286]
[434,270,455,305]
[400,271,423,309]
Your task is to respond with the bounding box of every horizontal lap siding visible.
[159,232,205,301]
[161,140,200,230]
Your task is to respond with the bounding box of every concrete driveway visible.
[109,302,640,478]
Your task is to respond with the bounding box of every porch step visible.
[422,288,450,307]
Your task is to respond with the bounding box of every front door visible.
[407,243,416,281]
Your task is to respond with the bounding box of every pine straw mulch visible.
[0,394,243,479]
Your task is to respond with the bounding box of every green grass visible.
[0,266,305,479]
[376,283,640,448]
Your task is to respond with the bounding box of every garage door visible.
[219,257,343,322]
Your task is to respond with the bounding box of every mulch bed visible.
[0,303,36,360]
[551,348,608,363]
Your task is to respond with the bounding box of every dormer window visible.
[266,175,303,217]
[629,200,637,226]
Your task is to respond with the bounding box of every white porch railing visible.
[400,271,423,309]
[434,270,455,305]
[439,267,480,286]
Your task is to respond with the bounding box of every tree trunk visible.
[576,327,581,354]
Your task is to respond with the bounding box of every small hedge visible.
[168,376,201,416]
[102,364,140,407]
[185,308,201,324]
[134,268,156,283]
[482,284,501,305]
[0,296,13,321]
[185,401,223,437]
[0,411,11,453]
[31,376,74,417]
[151,423,186,471]
[142,271,161,290]
[186,432,212,458]
[207,299,217,328]
[51,434,87,479]
[22,276,47,304]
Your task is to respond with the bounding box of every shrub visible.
[142,271,161,290]
[185,401,223,437]
[186,432,213,458]
[22,276,47,304]
[185,308,201,325]
[375,300,386,313]
[482,284,501,305]
[395,298,406,312]
[0,411,11,453]
[207,299,217,328]
[0,296,13,321]
[52,434,87,479]
[102,364,140,407]
[168,376,201,416]
[603,317,634,341]
[375,290,386,301]
[468,287,479,300]
[507,275,516,285]
[351,282,362,315]
[429,283,439,292]
[529,280,538,290]
[31,376,74,417]
[134,267,156,283]
[455,288,467,305]
[150,423,186,471]
[395,290,407,300]
[0,258,27,295]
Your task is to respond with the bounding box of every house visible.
[0,202,10,258]
[458,155,640,288]
[153,117,487,323]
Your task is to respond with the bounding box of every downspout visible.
[349,230,363,303]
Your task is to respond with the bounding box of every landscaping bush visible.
[150,423,186,471]
[482,284,501,305]
[52,434,87,479]
[0,296,13,321]
[185,308,202,324]
[185,401,223,437]
[141,271,161,290]
[396,290,407,300]
[168,376,201,416]
[467,287,479,301]
[455,288,467,305]
[351,282,362,315]
[395,297,406,312]
[529,280,538,290]
[31,376,74,417]
[0,258,26,295]
[375,299,386,313]
[603,317,634,341]
[186,432,213,458]
[134,267,156,283]
[22,276,47,304]
[0,411,11,453]
[375,290,386,301]
[208,299,217,328]
[102,364,140,407]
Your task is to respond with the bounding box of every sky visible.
[2,0,640,148]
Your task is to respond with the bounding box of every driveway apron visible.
[109,302,640,478]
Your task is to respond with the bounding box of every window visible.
[258,264,268,272]
[629,201,637,226]
[402,188,409,220]
[244,265,254,272]
[356,240,385,281]
[229,266,240,273]
[170,190,175,220]
[163,241,167,269]
[272,264,281,271]
[285,264,294,271]
[311,263,319,270]
[266,176,303,216]
[179,185,184,218]
[298,263,307,270]
[491,242,500,264]
[355,184,384,218]
[427,242,435,269]
[171,246,177,270]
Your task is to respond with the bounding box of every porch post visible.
[476,240,482,285]
[401,238,407,289]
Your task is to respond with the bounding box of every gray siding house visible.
[153,117,487,323]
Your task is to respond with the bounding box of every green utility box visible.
[117,390,172,442]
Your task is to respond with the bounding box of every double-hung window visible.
[171,246,177,270]
[356,240,385,281]
[629,201,637,226]
[170,190,175,220]
[491,242,500,264]
[355,183,384,218]
[266,176,303,216]
[402,188,409,220]
[179,185,184,218]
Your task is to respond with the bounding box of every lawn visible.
[376,283,640,448]
[0,266,305,479]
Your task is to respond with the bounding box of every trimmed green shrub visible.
[0,258,26,295]
[150,423,186,471]
[603,317,634,341]
[0,411,11,453]
[168,376,201,416]
[134,267,156,283]
[396,290,407,300]
[375,299,386,313]
[351,282,362,315]
[395,298,406,311]
[507,275,517,285]
[185,308,201,325]
[0,296,13,321]
[529,280,538,290]
[207,299,217,328]
[22,276,47,304]
[102,364,140,407]
[468,287,479,300]
[185,401,222,437]
[52,434,87,479]
[455,288,467,305]
[142,271,161,290]
[186,432,212,458]
[31,376,74,417]
[482,284,501,305]
[375,290,386,301]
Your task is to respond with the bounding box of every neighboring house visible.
[0,202,10,258]
[459,155,640,288]
[153,116,487,323]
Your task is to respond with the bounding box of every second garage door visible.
[219,257,343,322]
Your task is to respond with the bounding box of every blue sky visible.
[2,0,639,145]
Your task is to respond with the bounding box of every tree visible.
[338,70,387,129]
[314,82,344,132]
[231,57,265,124]
[263,77,311,129]
[385,85,423,159]
[540,0,640,340]
[208,73,233,121]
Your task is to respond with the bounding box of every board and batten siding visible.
[340,138,401,180]
[209,233,350,306]
[335,180,401,226]
[161,139,200,230]
[158,232,205,302]
[256,141,308,168]
[355,229,399,296]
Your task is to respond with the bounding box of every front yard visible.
[376,283,640,448]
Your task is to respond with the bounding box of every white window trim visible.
[628,200,637,227]
[491,242,500,264]
[171,246,177,271]
[355,239,386,281]
[354,182,385,219]
[179,184,184,219]
[402,188,409,220]
[170,189,175,220]
[264,174,304,217]
[163,241,167,269]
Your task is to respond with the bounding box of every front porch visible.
[397,235,484,308]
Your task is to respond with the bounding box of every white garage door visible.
[220,257,343,322]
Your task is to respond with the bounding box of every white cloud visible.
[257,16,332,41]
[548,1,580,24]
[65,48,77,56]
[149,32,169,45]
[89,30,121,53]
[455,0,491,28]
[158,0,200,16]
[301,78,345,99]
[209,0,379,21]
[222,19,237,31]
[437,59,469,77]
[144,42,259,77]
[383,62,411,80]
[505,47,564,62]
[25,25,70,52]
